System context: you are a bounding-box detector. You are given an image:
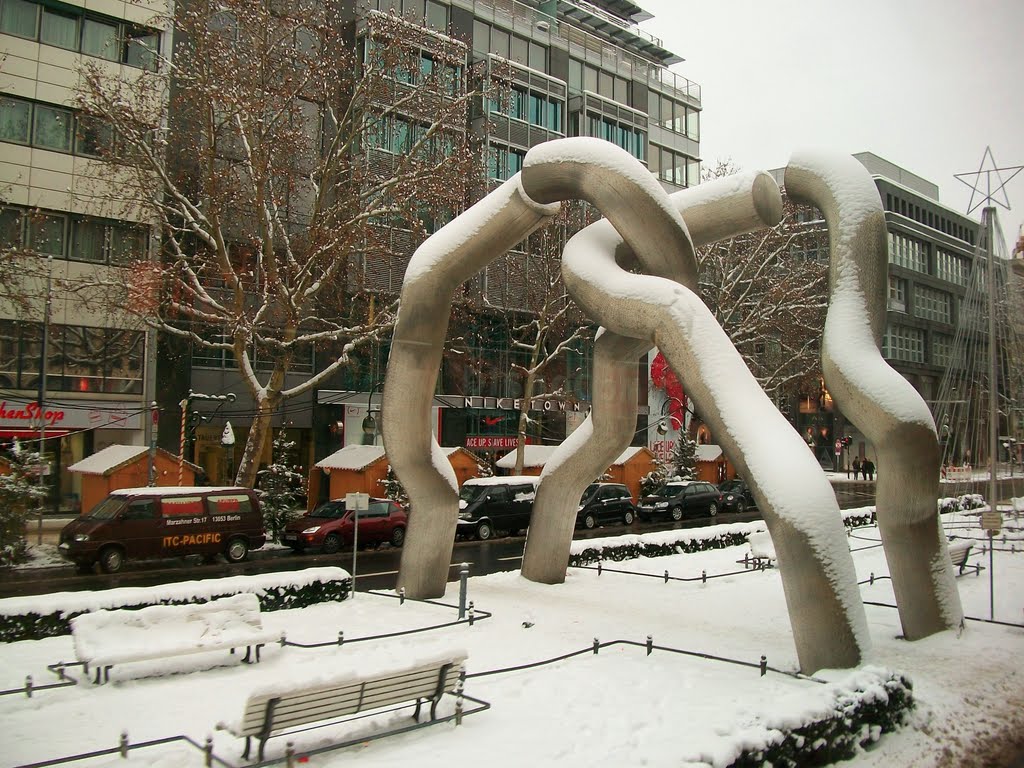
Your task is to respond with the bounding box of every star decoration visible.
[953,147,1023,215]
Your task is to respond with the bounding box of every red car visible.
[282,498,407,554]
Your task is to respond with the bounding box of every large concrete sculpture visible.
[786,152,964,639]
[382,137,962,672]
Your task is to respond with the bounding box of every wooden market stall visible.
[68,445,200,516]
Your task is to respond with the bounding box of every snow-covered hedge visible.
[0,567,350,643]
[724,667,914,767]
[938,494,985,513]
[570,509,876,566]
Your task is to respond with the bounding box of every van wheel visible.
[583,513,597,529]
[390,527,406,547]
[98,546,124,574]
[225,537,249,563]
[321,533,341,555]
[477,522,494,541]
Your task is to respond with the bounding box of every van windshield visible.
[85,496,127,520]
[459,485,488,504]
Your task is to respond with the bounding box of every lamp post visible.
[221,421,236,485]
[35,253,54,545]
[362,381,382,446]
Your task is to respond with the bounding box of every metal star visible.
[954,146,1023,215]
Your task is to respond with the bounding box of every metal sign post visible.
[981,507,1001,621]
[346,492,370,598]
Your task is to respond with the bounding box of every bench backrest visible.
[948,540,972,567]
[235,658,466,738]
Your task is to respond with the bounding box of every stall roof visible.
[496,445,650,469]
[315,445,387,471]
[695,444,724,462]
[68,444,198,476]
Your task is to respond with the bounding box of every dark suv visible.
[637,481,723,521]
[283,498,407,553]
[718,478,756,513]
[577,483,635,529]
[457,476,538,540]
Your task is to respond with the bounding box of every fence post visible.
[646,635,653,656]
[399,586,406,605]
[869,572,875,586]
[119,732,129,758]
[458,563,469,619]
[701,569,706,584]
[285,741,295,768]
[759,655,767,677]
[204,736,213,767]
[597,560,602,576]
[24,675,32,698]
[468,601,475,626]
[592,637,599,654]
[663,570,669,583]
[337,630,344,646]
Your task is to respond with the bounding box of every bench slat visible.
[230,663,464,738]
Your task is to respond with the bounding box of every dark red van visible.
[58,486,266,573]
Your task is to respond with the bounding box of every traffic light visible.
[842,436,852,448]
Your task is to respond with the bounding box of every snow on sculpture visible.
[382,137,959,673]
[785,152,964,639]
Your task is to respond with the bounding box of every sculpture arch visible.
[382,138,963,673]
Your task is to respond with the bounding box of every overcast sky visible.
[639,0,1024,252]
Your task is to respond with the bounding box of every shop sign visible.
[0,399,142,432]
[465,436,521,450]
[461,396,588,413]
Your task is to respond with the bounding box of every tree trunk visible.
[514,371,538,474]
[235,393,281,488]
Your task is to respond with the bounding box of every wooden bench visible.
[71,593,280,684]
[217,650,481,762]
[948,539,982,576]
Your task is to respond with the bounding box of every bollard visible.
[285,741,295,768]
[458,563,469,619]
[399,586,406,605]
[646,635,653,656]
[468,602,475,626]
[25,675,32,698]
[204,736,213,767]
[663,570,669,583]
[119,732,129,758]
[338,630,344,646]
[759,655,767,677]
[701,569,706,584]
[593,637,600,654]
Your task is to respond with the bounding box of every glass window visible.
[61,325,105,392]
[529,93,543,126]
[647,90,660,122]
[511,35,528,66]
[124,27,159,71]
[0,208,24,248]
[40,6,79,50]
[33,103,73,152]
[528,41,545,71]
[584,65,597,93]
[72,219,106,262]
[82,17,118,61]
[490,26,509,58]
[28,212,65,256]
[686,107,700,140]
[598,71,613,98]
[0,0,38,39]
[547,99,561,132]
[426,0,447,30]
[0,96,32,144]
[75,114,113,157]
[568,59,582,91]
[472,20,489,55]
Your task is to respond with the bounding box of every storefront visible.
[0,397,145,513]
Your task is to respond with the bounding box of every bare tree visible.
[696,161,828,401]
[76,2,481,485]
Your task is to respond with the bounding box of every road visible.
[0,481,886,598]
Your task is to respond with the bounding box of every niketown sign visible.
[456,396,588,413]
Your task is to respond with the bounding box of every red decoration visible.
[650,352,687,429]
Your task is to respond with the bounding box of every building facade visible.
[0,0,171,510]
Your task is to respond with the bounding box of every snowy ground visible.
[2,506,1023,768]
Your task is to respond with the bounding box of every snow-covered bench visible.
[947,539,981,577]
[217,649,480,762]
[71,593,280,684]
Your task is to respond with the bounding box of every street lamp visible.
[655,396,689,435]
[362,381,382,446]
[221,421,236,485]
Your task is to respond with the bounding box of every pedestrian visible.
[852,457,861,480]
[864,458,875,481]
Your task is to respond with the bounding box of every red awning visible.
[0,429,71,438]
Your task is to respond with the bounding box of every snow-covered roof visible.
[316,445,387,471]
[463,475,540,486]
[495,445,650,469]
[442,447,483,460]
[68,445,199,476]
[695,444,724,462]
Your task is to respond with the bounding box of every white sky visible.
[640,0,1024,252]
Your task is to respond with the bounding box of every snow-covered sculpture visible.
[382,137,960,672]
[785,152,964,639]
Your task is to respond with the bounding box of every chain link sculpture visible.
[381,138,963,672]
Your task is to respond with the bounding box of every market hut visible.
[68,445,200,516]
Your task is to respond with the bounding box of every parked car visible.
[576,483,636,528]
[58,486,266,574]
[457,476,539,540]
[636,481,723,521]
[282,498,406,553]
[718,478,756,513]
